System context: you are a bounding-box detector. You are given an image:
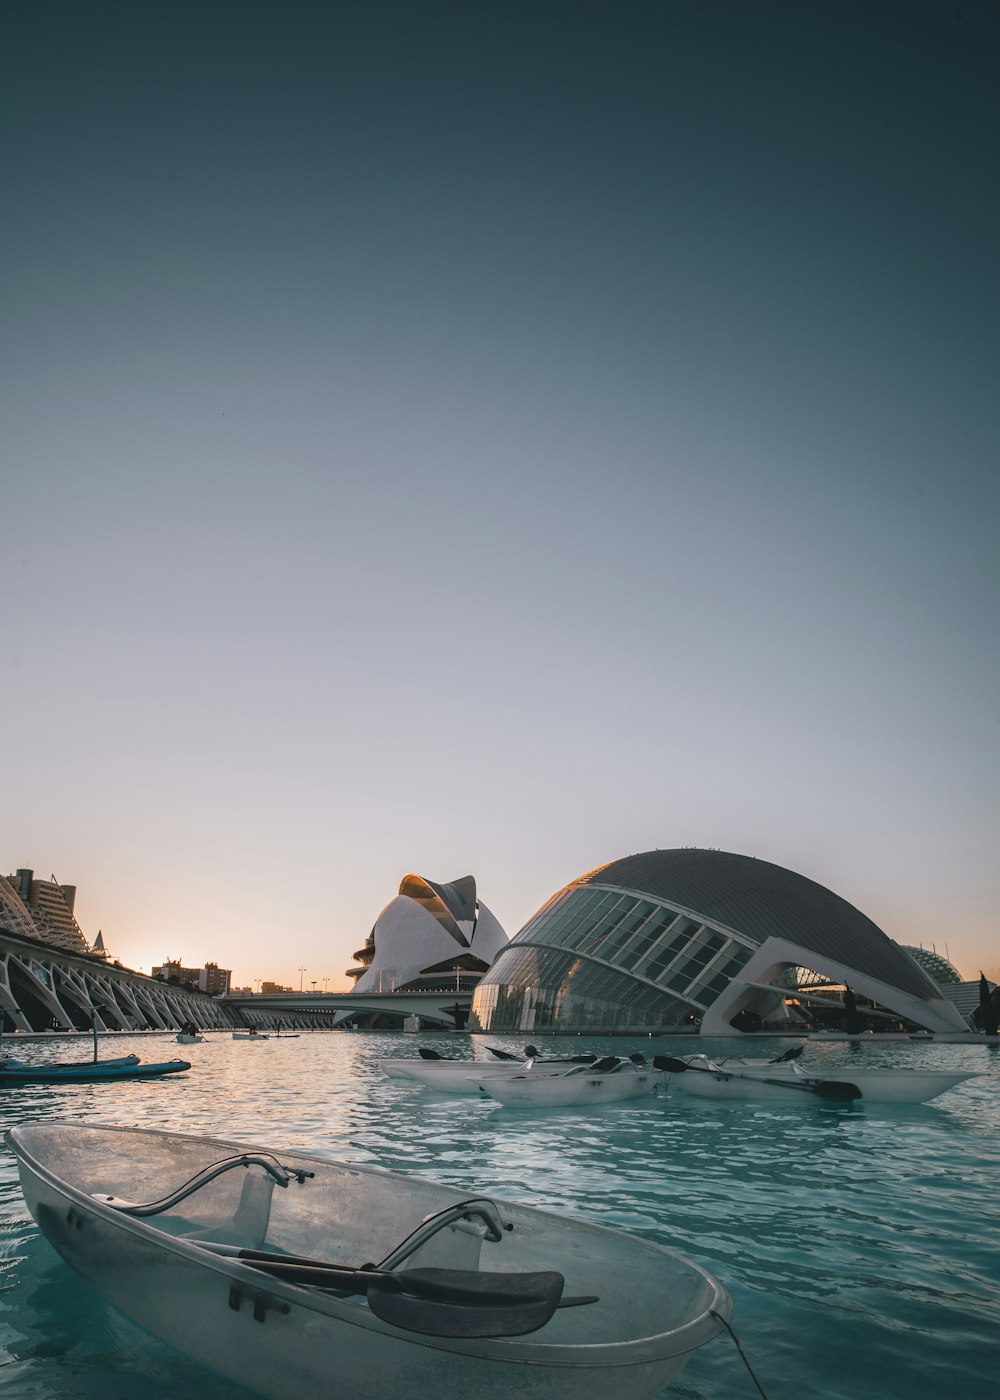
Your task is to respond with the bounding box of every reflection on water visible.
[1,1031,998,1399]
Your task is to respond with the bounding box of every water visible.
[1,1031,998,1400]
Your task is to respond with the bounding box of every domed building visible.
[899,946,962,986]
[347,874,508,996]
[470,849,968,1037]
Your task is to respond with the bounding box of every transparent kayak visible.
[662,1054,980,1103]
[478,1058,665,1108]
[7,1121,732,1400]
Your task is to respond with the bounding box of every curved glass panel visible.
[471,945,696,1033]
[471,879,761,1033]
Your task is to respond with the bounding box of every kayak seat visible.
[376,1198,509,1274]
[96,1162,279,1250]
[223,1163,278,1247]
[177,1163,277,1248]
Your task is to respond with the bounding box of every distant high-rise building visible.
[199,961,231,995]
[152,959,231,994]
[1,869,90,955]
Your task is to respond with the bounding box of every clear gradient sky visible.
[2,1,997,991]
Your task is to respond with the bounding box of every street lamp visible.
[298,966,306,992]
[311,981,317,994]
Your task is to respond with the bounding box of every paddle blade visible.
[487,1047,520,1060]
[418,1048,444,1060]
[652,1055,689,1072]
[367,1268,566,1338]
[814,1080,862,1101]
[773,1046,805,1063]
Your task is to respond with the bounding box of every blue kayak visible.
[0,1058,191,1084]
[2,1054,139,1073]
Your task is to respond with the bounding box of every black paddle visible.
[193,1242,597,1338]
[523,1045,596,1064]
[486,1046,521,1060]
[770,1046,805,1063]
[417,1047,447,1060]
[652,1055,861,1101]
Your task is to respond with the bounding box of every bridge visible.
[218,989,474,1031]
[0,923,476,1035]
[0,927,231,1034]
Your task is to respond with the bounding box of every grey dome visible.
[578,849,938,1002]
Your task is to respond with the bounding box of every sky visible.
[2,0,997,991]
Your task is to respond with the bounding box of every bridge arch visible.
[0,927,235,1033]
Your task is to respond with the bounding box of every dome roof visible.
[899,946,962,986]
[578,848,939,1003]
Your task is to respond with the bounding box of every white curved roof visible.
[351,875,508,994]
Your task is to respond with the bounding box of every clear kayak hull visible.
[480,1065,664,1108]
[663,1056,979,1104]
[7,1121,731,1400]
[380,1056,595,1093]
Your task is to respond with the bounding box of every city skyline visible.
[4,846,995,994]
[3,2,997,993]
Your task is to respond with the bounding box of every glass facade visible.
[472,884,754,1033]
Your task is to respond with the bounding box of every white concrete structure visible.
[473,848,970,1037]
[0,928,230,1033]
[0,871,229,1032]
[348,874,508,996]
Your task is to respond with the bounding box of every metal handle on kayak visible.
[92,1153,315,1216]
[377,1198,509,1269]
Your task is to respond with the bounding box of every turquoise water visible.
[1,1031,998,1400]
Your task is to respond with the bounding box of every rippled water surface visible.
[1,1031,998,1400]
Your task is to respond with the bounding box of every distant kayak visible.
[657,1053,980,1104]
[0,1058,191,1084]
[478,1057,664,1108]
[382,1045,596,1094]
[2,1053,139,1073]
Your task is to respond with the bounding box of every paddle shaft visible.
[192,1241,597,1309]
[652,1056,860,1100]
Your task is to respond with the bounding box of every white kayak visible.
[176,1034,206,1044]
[381,1046,597,1094]
[232,1032,269,1041]
[381,1059,533,1091]
[479,1057,665,1108]
[7,1121,732,1400]
[378,1041,591,1092]
[658,1053,980,1104]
